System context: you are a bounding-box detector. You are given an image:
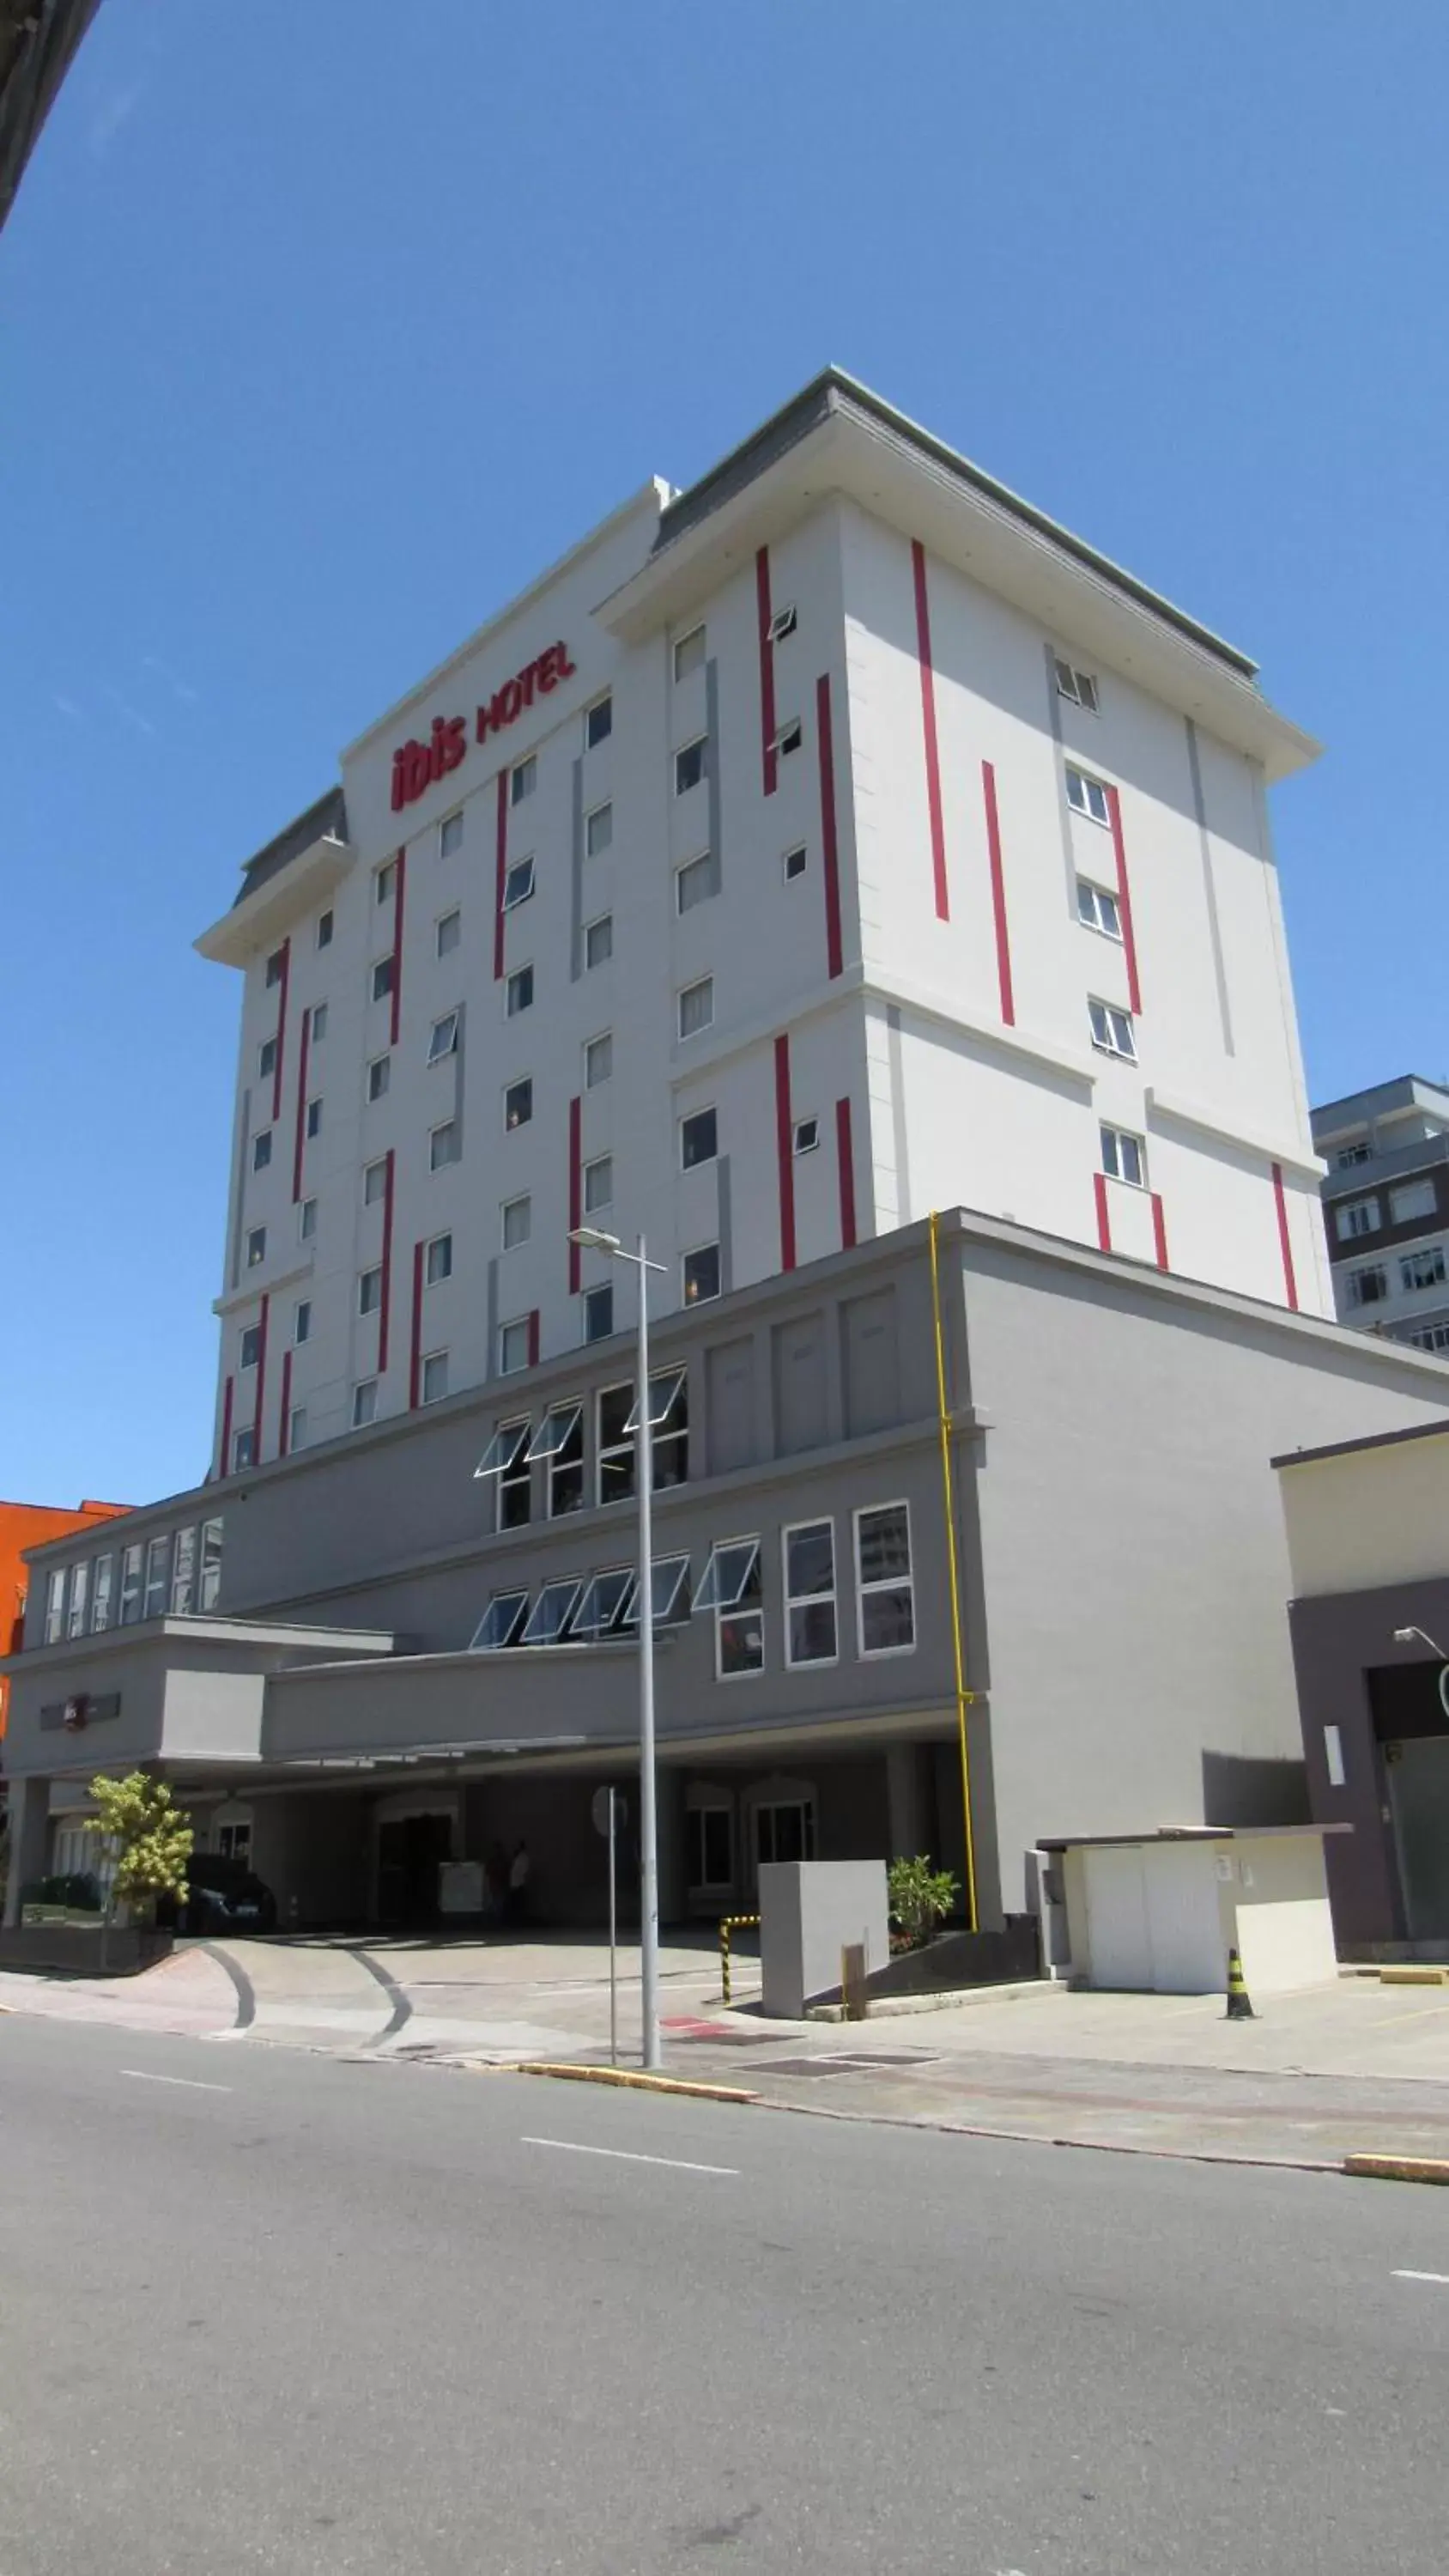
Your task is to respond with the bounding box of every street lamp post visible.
[569,1224,667,2070]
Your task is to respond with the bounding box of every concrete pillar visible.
[3,1776,52,1928]
[886,1742,924,1860]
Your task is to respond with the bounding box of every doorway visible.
[375,1812,454,1928]
[1388,1737,1449,1941]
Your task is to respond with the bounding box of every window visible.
[681,1106,717,1170]
[239,1324,261,1370]
[597,1382,635,1505]
[673,625,706,682]
[620,1553,691,1633]
[521,1577,584,1647]
[258,1036,277,1081]
[300,1197,318,1242]
[1410,1323,1449,1354]
[585,1031,612,1089]
[527,1400,585,1516]
[792,1116,820,1157]
[216,1820,252,1865]
[767,603,798,643]
[375,860,397,908]
[585,914,614,969]
[42,1568,65,1643]
[676,853,715,914]
[785,1520,837,1667]
[1055,658,1100,712]
[317,910,334,950]
[428,1011,459,1065]
[252,1130,273,1173]
[573,1566,634,1643]
[855,1502,915,1656]
[143,1535,171,1618]
[678,975,713,1040]
[92,1554,114,1633]
[1066,764,1111,825]
[675,736,707,796]
[1391,1180,1438,1225]
[683,1242,720,1305]
[470,1589,530,1650]
[265,947,286,988]
[1336,1198,1380,1242]
[506,963,534,1017]
[306,1097,323,1139]
[426,1233,453,1285]
[199,1519,223,1611]
[584,1282,614,1342]
[171,1528,197,1616]
[1346,1265,1388,1309]
[756,1799,815,1866]
[118,1542,143,1625]
[1100,1124,1147,1189]
[421,1350,449,1405]
[288,1406,308,1452]
[309,1002,328,1042]
[294,1299,312,1344]
[67,1560,89,1638]
[584,1154,613,1214]
[771,717,803,758]
[1337,1142,1372,1169]
[511,754,537,806]
[474,1417,531,1520]
[429,1119,460,1172]
[585,694,613,750]
[364,1157,388,1206]
[632,1367,688,1488]
[437,908,462,958]
[501,1194,531,1249]
[246,1226,267,1267]
[1076,878,1122,940]
[440,811,464,859]
[233,1422,257,1469]
[687,1804,734,1893]
[1088,999,1137,1061]
[370,955,395,1005]
[367,1054,391,1103]
[783,845,807,882]
[696,1537,763,1680]
[505,1078,533,1131]
[359,1267,382,1316]
[502,856,535,910]
[352,1380,378,1427]
[499,1318,531,1376]
[585,801,613,857]
[1402,1247,1447,1292]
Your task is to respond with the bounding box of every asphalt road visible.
[3,2017,1447,2574]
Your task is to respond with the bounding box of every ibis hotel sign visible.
[390,641,577,813]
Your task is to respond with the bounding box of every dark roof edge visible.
[1272,1413,1449,1474]
[234,786,349,911]
[1312,1074,1449,1126]
[653,368,1258,681]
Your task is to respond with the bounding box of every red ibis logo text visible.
[390,641,577,813]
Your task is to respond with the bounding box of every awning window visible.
[520,1577,583,1646]
[470,1589,530,1650]
[473,1421,530,1481]
[691,1539,760,1615]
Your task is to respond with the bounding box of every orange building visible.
[0,1499,130,1738]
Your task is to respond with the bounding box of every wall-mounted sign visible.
[390,641,577,813]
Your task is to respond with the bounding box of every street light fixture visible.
[1392,1625,1448,1656]
[569,1224,669,2070]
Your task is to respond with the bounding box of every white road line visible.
[119,2069,232,2093]
[1392,2269,1449,2285]
[522,2136,738,2176]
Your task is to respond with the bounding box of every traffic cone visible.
[1225,1945,1255,2020]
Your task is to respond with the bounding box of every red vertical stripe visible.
[1094,1171,1113,1254]
[1105,785,1142,1017]
[567,1097,582,1293]
[279,1348,294,1457]
[493,771,508,980]
[527,1309,540,1369]
[1151,1191,1169,1273]
[911,540,949,921]
[756,547,778,799]
[379,1148,396,1374]
[815,673,843,980]
[252,1293,270,1459]
[219,1375,234,1479]
[291,1007,312,1203]
[271,936,290,1123]
[389,848,406,1048]
[835,1097,858,1249]
[981,759,1016,1027]
[1272,1161,1299,1312]
[774,1034,797,1272]
[409,1239,425,1409]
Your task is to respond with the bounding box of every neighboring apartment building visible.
[0,1497,128,1739]
[1313,1077,1449,1352]
[196,368,1333,1487]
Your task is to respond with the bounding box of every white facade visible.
[197,372,1332,1473]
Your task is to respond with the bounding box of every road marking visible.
[120,2069,232,2093]
[522,2136,738,2176]
[1392,2269,1449,2285]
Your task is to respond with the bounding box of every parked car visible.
[160,1853,278,1935]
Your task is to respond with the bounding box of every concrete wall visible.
[1279,1430,1449,1597]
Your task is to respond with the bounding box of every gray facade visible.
[1313,1074,1449,1351]
[8,1209,1449,1936]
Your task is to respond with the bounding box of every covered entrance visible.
[375,1807,455,1928]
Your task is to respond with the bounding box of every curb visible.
[1343,2153,1449,2184]
[482,2060,757,2105]
[806,1977,1063,2023]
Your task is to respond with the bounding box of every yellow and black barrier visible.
[718,1913,760,2006]
[1225,1945,1256,2021]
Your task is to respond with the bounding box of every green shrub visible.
[887,1856,957,1949]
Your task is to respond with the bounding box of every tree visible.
[84,1772,192,1957]
[887,1855,958,1950]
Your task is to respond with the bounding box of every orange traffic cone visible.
[1225,1945,1256,2021]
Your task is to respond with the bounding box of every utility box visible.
[1044,1826,1346,1995]
[759,1859,890,2018]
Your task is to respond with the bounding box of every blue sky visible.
[2,0,1446,1507]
